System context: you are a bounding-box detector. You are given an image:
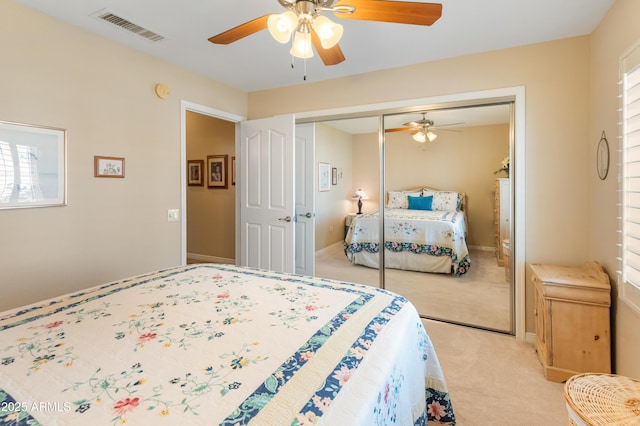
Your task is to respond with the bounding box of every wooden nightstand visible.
[530,261,611,383]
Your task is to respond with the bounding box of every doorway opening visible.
[180,101,245,266]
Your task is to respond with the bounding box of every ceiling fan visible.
[386,112,463,142]
[208,0,442,66]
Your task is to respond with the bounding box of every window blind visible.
[621,41,640,312]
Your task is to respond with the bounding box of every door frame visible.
[296,86,526,341]
[180,100,245,266]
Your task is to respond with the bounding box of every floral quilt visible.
[345,209,471,276]
[0,264,455,425]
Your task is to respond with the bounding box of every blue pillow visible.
[407,195,433,210]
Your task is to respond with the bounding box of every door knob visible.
[299,212,313,218]
[278,216,292,222]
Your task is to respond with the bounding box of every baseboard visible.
[315,241,344,255]
[187,253,235,264]
[524,331,536,345]
[468,245,495,252]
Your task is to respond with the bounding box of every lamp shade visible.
[267,11,297,43]
[313,15,343,49]
[412,131,427,143]
[290,31,314,58]
[351,189,369,200]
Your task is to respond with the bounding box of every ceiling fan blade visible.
[403,120,423,127]
[385,127,411,133]
[208,15,270,45]
[333,0,442,26]
[435,122,465,127]
[311,31,346,65]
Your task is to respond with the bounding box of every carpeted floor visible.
[424,319,568,425]
[315,243,512,332]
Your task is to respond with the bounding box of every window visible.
[621,41,640,313]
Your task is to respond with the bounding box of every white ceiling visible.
[14,0,615,92]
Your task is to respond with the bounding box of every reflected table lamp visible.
[351,189,369,214]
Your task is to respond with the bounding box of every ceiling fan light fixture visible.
[313,15,343,49]
[411,129,437,143]
[267,11,298,43]
[290,30,314,58]
[412,131,427,143]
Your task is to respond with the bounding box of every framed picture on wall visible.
[319,162,330,192]
[332,167,337,185]
[187,159,204,186]
[207,155,228,189]
[0,120,67,209]
[94,156,125,178]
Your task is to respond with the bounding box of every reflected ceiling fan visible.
[386,112,463,142]
[208,0,442,66]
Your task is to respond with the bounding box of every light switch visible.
[167,209,180,222]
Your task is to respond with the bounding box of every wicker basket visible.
[564,373,640,425]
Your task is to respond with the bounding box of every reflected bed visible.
[344,187,471,277]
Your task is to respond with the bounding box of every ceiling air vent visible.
[91,9,164,42]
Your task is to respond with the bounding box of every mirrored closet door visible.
[312,101,515,334]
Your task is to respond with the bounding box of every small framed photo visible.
[94,156,125,178]
[187,159,204,186]
[332,167,338,185]
[231,156,236,186]
[318,162,330,192]
[207,154,228,189]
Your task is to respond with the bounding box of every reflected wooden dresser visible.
[494,178,510,266]
[530,261,611,383]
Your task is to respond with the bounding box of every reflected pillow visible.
[387,191,421,209]
[422,189,463,211]
[407,195,433,210]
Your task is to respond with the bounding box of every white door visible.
[295,123,315,276]
[239,115,295,273]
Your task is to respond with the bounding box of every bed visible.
[0,264,455,425]
[344,187,471,277]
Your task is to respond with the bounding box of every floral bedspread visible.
[345,209,471,276]
[0,264,455,425]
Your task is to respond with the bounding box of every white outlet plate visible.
[167,209,180,222]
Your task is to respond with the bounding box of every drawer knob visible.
[594,335,600,341]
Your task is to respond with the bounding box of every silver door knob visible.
[278,216,292,222]
[299,212,313,218]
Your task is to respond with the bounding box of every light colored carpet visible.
[315,243,511,332]
[424,319,568,425]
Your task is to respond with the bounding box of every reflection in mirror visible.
[313,102,514,334]
[382,104,512,333]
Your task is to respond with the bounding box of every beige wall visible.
[314,123,353,250]
[186,112,236,261]
[589,0,640,378]
[352,124,509,247]
[0,1,247,312]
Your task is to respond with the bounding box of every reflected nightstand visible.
[345,213,358,239]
